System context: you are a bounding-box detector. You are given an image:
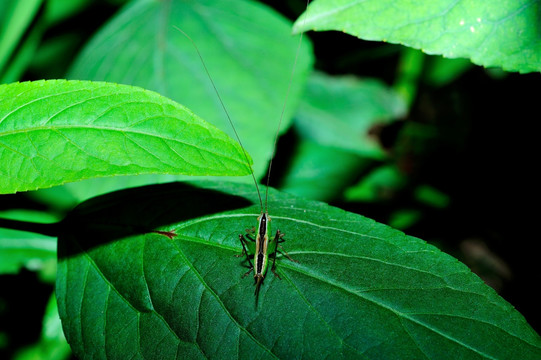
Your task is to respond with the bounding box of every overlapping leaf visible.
[68,0,313,178]
[295,0,541,73]
[0,80,250,193]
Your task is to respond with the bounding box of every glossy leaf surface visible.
[56,182,541,359]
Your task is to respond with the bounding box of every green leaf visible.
[0,19,45,84]
[415,184,450,209]
[57,181,541,359]
[43,0,91,25]
[425,56,473,86]
[295,0,541,73]
[0,0,43,76]
[0,209,58,275]
[0,80,251,194]
[393,48,425,107]
[279,140,369,201]
[344,164,407,202]
[295,72,406,158]
[68,0,314,179]
[388,208,423,230]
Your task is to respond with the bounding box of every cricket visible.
[175,1,309,302]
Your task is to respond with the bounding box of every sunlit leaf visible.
[0,80,250,193]
[295,0,541,73]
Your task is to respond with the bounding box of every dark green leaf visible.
[415,184,450,209]
[295,0,541,73]
[425,56,473,86]
[1,20,45,84]
[43,0,91,25]
[388,208,423,230]
[0,80,250,194]
[57,181,541,359]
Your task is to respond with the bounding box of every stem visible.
[0,217,60,237]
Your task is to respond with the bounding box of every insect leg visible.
[270,230,283,280]
[237,234,254,277]
[273,229,297,263]
[278,244,298,263]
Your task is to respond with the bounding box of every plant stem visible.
[0,217,60,237]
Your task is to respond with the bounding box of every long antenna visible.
[264,0,310,214]
[175,0,309,214]
[174,26,264,211]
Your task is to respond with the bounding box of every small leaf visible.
[295,0,541,73]
[295,72,406,158]
[0,80,251,194]
[57,181,541,359]
[425,56,473,86]
[0,209,58,275]
[344,164,407,202]
[279,140,368,201]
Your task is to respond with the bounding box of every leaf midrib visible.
[0,123,243,164]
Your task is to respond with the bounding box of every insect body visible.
[238,213,279,294]
[237,212,295,300]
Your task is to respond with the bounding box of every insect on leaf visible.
[56,181,541,360]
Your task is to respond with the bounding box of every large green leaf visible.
[0,80,250,194]
[294,0,541,73]
[56,181,541,359]
[68,0,313,179]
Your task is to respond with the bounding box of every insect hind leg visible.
[271,229,299,279]
[236,234,254,277]
[273,229,297,263]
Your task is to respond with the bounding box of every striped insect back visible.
[255,213,268,275]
